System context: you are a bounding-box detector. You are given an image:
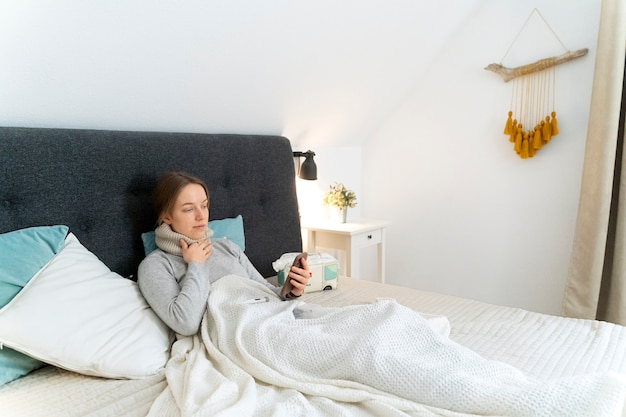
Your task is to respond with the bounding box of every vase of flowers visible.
[323,182,357,223]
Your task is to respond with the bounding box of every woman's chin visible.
[189,230,206,240]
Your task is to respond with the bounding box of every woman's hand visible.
[287,257,311,297]
[180,238,212,264]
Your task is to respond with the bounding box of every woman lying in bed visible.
[139,172,625,417]
[137,171,312,336]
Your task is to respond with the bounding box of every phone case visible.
[282,252,307,297]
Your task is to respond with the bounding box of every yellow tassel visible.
[528,130,535,158]
[504,111,513,134]
[551,111,559,136]
[510,119,518,142]
[543,115,552,142]
[521,133,529,159]
[533,125,543,150]
[514,125,523,154]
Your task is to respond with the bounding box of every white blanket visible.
[148,275,626,417]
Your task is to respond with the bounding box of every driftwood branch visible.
[485,48,588,82]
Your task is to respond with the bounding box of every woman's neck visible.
[154,224,213,256]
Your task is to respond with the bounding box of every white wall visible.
[0,0,601,315]
[363,1,600,314]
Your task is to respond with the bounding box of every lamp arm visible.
[293,150,315,158]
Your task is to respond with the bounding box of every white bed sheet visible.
[1,276,625,416]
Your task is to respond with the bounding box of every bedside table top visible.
[300,219,391,235]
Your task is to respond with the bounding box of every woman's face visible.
[162,183,209,240]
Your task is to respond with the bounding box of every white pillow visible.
[0,233,172,379]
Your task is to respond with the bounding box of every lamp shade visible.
[299,152,317,180]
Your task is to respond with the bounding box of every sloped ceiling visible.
[0,0,479,147]
[202,1,482,147]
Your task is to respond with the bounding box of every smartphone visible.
[291,252,308,269]
[283,252,308,296]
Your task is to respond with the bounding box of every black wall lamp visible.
[293,150,317,180]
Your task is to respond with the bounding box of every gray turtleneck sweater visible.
[138,238,280,336]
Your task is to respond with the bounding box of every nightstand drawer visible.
[353,229,382,247]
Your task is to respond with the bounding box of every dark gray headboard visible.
[0,127,303,278]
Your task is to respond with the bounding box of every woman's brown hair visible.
[153,171,209,225]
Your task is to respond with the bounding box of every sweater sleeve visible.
[138,252,210,336]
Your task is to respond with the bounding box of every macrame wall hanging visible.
[485,8,587,159]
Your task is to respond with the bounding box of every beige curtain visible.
[562,0,626,325]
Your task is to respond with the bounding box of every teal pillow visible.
[0,225,69,385]
[141,215,245,256]
[0,348,47,386]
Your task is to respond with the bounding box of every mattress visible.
[2,276,625,416]
[0,365,165,417]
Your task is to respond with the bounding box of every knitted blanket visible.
[148,275,626,417]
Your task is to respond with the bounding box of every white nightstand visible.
[300,219,391,283]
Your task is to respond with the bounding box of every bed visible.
[0,126,625,417]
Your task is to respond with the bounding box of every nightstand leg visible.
[348,241,360,278]
[307,230,317,253]
[378,229,386,283]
